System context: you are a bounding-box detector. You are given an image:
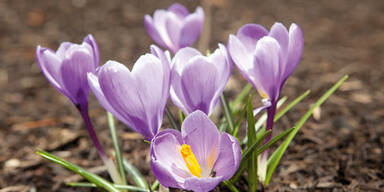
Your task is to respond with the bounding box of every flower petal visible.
[150,129,189,188]
[284,23,304,81]
[60,45,95,104]
[181,111,220,175]
[236,23,268,52]
[98,61,154,140]
[168,3,189,19]
[36,46,65,94]
[83,34,100,67]
[165,13,183,53]
[184,176,224,192]
[144,14,168,49]
[252,36,284,100]
[179,7,204,48]
[180,57,218,114]
[87,72,129,125]
[269,22,289,57]
[213,133,241,180]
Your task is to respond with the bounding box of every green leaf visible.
[232,103,248,138]
[265,75,349,185]
[123,158,149,189]
[221,180,239,192]
[36,149,120,192]
[66,182,150,192]
[107,112,127,186]
[220,94,235,133]
[230,83,253,111]
[274,90,311,121]
[165,107,179,130]
[246,95,257,192]
[150,180,160,191]
[178,110,186,125]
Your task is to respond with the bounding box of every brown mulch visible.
[0,0,383,191]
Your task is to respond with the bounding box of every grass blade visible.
[265,75,349,185]
[107,112,127,186]
[66,182,150,191]
[123,158,149,189]
[220,94,235,133]
[151,180,160,191]
[165,107,179,130]
[246,95,257,192]
[230,83,253,111]
[36,149,120,192]
[221,180,239,192]
[274,90,310,121]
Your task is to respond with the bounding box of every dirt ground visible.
[0,0,383,191]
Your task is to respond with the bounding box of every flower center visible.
[180,144,202,178]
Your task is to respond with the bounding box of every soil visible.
[0,0,383,191]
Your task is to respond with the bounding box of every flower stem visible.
[77,103,122,184]
[265,101,277,143]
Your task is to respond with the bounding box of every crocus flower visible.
[88,45,170,140]
[228,22,304,182]
[144,3,204,54]
[36,34,99,107]
[150,110,241,192]
[36,35,122,184]
[170,44,232,115]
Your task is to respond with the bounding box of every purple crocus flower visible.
[87,45,170,141]
[170,44,232,116]
[36,34,99,107]
[228,22,304,182]
[36,35,123,183]
[150,110,241,192]
[144,3,204,54]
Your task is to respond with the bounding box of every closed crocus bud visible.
[144,3,204,54]
[170,44,232,116]
[150,111,241,192]
[87,45,170,140]
[36,34,99,107]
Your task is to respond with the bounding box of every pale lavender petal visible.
[55,42,73,59]
[269,22,289,56]
[152,10,174,49]
[165,13,183,53]
[236,23,268,52]
[168,3,189,19]
[171,47,201,71]
[228,35,257,87]
[252,36,283,100]
[184,176,224,192]
[36,46,65,94]
[131,54,168,135]
[253,99,272,116]
[150,129,189,188]
[144,14,168,48]
[98,61,154,139]
[83,34,100,67]
[179,7,204,48]
[180,57,217,114]
[87,72,129,125]
[213,133,241,180]
[181,111,220,174]
[60,45,95,104]
[284,23,304,81]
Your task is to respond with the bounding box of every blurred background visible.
[0,0,383,191]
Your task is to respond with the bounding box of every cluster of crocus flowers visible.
[36,2,304,191]
[144,3,204,53]
[150,111,241,192]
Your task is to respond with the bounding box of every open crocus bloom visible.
[228,22,303,103]
[144,3,204,53]
[150,111,241,192]
[170,44,232,116]
[36,34,99,106]
[87,45,170,140]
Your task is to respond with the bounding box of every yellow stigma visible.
[180,144,202,178]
